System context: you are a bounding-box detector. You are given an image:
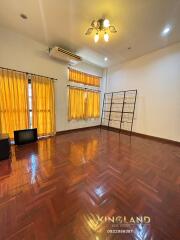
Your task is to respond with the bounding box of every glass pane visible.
[29,97,32,110]
[28,82,33,129]
[29,111,33,129]
[28,83,32,97]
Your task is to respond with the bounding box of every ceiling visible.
[0,0,180,68]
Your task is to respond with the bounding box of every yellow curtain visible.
[86,91,100,118]
[68,88,85,120]
[0,69,29,139]
[31,75,55,136]
[69,68,100,87]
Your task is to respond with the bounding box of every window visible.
[31,75,55,136]
[86,90,100,118]
[0,68,55,138]
[0,69,29,139]
[68,68,101,120]
[29,76,55,136]
[69,68,101,87]
[68,87,100,120]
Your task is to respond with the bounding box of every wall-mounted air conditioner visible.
[49,46,82,65]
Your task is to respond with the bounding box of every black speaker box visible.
[14,128,37,145]
[0,135,10,161]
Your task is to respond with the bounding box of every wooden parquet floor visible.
[0,128,179,240]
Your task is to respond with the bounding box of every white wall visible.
[0,27,104,132]
[107,43,180,142]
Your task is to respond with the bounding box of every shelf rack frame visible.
[100,89,137,135]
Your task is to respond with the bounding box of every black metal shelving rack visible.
[100,90,137,135]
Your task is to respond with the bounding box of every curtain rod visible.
[0,66,58,81]
[67,84,101,92]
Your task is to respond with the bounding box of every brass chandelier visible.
[85,18,117,43]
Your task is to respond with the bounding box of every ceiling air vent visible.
[49,46,82,65]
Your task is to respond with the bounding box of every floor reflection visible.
[95,186,105,197]
[28,154,38,184]
[38,137,55,161]
[134,223,152,239]
[0,137,56,189]
[37,138,55,178]
[0,158,12,178]
[14,143,38,161]
[69,139,98,166]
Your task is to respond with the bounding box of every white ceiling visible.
[0,0,180,68]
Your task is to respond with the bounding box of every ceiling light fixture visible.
[103,19,110,28]
[94,32,99,43]
[85,18,117,43]
[104,32,109,42]
[161,26,171,36]
[104,57,108,61]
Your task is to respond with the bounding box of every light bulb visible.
[103,19,110,28]
[161,26,171,36]
[94,32,99,43]
[104,32,109,42]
